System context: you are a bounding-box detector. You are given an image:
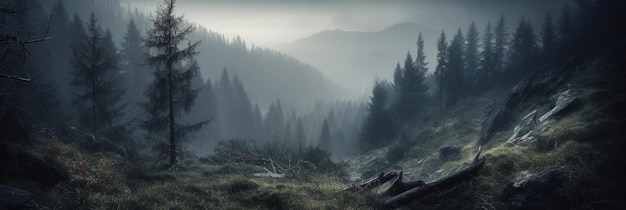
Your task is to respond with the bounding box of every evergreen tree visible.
[231,75,255,139]
[541,12,557,62]
[446,28,465,107]
[479,21,495,88]
[264,98,285,142]
[558,3,576,61]
[48,0,73,113]
[143,0,203,167]
[494,14,509,75]
[360,80,394,150]
[509,17,539,70]
[415,33,429,76]
[70,13,125,132]
[295,118,306,152]
[393,50,428,122]
[216,68,234,138]
[435,31,449,113]
[465,22,480,89]
[120,19,149,121]
[318,118,332,153]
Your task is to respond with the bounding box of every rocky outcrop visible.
[539,89,579,122]
[479,77,550,144]
[506,89,580,146]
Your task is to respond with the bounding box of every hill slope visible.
[273,22,438,91]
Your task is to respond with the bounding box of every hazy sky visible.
[122,0,568,46]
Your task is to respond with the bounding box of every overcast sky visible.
[121,0,569,46]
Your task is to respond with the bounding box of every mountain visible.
[272,22,438,92]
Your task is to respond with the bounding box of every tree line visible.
[360,0,625,151]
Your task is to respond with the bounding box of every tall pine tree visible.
[70,13,125,133]
[143,0,204,167]
[435,31,449,113]
[360,80,394,150]
[465,22,480,90]
[494,15,509,75]
[446,28,465,107]
[120,19,149,121]
[479,21,495,88]
[541,12,557,62]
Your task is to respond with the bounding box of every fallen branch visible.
[342,171,399,193]
[383,157,486,208]
[385,171,425,196]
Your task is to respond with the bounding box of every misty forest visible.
[1,0,625,209]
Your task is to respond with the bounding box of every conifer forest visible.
[1,0,625,209]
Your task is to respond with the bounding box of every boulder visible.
[506,110,538,145]
[511,166,569,209]
[0,184,39,210]
[539,89,579,122]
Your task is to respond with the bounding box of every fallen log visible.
[342,171,399,193]
[383,157,486,208]
[385,171,425,196]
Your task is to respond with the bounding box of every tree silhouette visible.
[143,0,204,167]
[70,13,125,133]
[318,118,332,153]
[465,22,480,90]
[479,21,495,88]
[360,80,394,150]
[435,31,449,113]
[494,15,509,75]
[446,28,465,107]
[541,12,557,62]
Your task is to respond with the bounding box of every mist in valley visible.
[1,0,625,209]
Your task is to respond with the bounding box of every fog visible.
[121,0,569,93]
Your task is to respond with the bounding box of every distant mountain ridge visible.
[272,22,438,92]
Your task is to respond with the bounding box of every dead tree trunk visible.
[342,171,399,193]
[385,171,425,196]
[383,157,486,208]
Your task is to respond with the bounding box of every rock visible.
[511,166,569,209]
[506,110,538,145]
[539,89,579,122]
[0,184,40,209]
[479,77,549,144]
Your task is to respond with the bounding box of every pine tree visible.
[509,17,539,70]
[558,3,576,61]
[446,28,465,107]
[465,22,480,89]
[393,49,428,122]
[295,118,306,152]
[216,68,234,139]
[264,98,285,142]
[541,12,557,62]
[479,21,495,88]
[48,0,72,112]
[231,75,255,139]
[415,32,429,75]
[143,0,204,167]
[70,13,125,133]
[360,80,394,150]
[318,118,332,153]
[120,19,149,120]
[435,31,449,113]
[494,15,509,75]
